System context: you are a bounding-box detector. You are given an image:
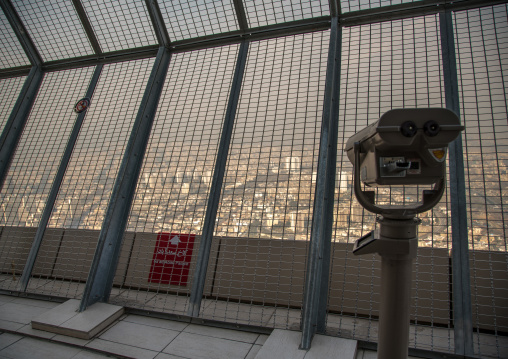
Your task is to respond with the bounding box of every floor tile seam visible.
[178,329,261,345]
[160,329,189,354]
[3,300,55,312]
[0,329,133,359]
[0,319,28,328]
[241,343,259,359]
[120,317,191,333]
[86,337,160,357]
[103,319,185,339]
[185,332,260,345]
[0,333,23,352]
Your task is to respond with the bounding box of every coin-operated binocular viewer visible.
[345,108,463,359]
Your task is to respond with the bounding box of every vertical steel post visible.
[439,10,474,356]
[301,17,341,349]
[79,47,171,311]
[187,40,249,317]
[0,66,43,191]
[19,64,103,291]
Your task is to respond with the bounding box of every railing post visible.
[439,10,474,356]
[187,40,249,317]
[79,47,171,311]
[0,66,43,191]
[301,17,341,349]
[19,64,103,290]
[0,0,43,190]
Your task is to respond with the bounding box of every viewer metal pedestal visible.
[354,217,419,359]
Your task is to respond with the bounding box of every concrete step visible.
[255,329,357,359]
[31,299,123,340]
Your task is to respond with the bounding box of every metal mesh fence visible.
[0,8,29,69]
[0,67,95,291]
[110,45,239,311]
[0,75,26,132]
[244,0,329,28]
[454,5,508,358]
[25,59,154,299]
[0,1,505,356]
[327,15,454,353]
[159,0,238,41]
[11,0,93,62]
[206,31,328,328]
[82,0,157,52]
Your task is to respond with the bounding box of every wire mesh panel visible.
[243,0,329,28]
[82,0,157,52]
[159,0,238,41]
[327,16,455,352]
[0,76,26,132]
[25,58,154,299]
[454,5,508,358]
[11,0,93,62]
[0,67,95,292]
[205,32,328,328]
[109,45,239,312]
[340,0,421,13]
[0,8,30,69]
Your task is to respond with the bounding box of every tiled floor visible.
[0,293,385,359]
[0,293,266,359]
[0,294,506,358]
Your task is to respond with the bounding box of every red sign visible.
[74,97,90,113]
[149,233,195,286]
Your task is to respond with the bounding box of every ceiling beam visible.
[232,0,249,31]
[71,0,102,54]
[145,0,171,48]
[340,0,508,27]
[1,0,506,77]
[329,0,341,18]
[0,0,42,66]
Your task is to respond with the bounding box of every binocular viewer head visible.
[345,108,463,187]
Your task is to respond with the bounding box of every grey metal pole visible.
[187,40,249,317]
[79,47,171,311]
[300,17,341,349]
[376,217,418,359]
[0,66,43,191]
[439,10,474,356]
[19,64,103,291]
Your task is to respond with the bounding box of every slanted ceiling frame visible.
[0,0,507,78]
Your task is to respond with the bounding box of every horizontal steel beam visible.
[340,0,508,27]
[170,16,331,53]
[0,0,505,78]
[0,65,32,79]
[41,45,160,72]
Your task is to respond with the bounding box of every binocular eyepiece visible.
[400,120,440,138]
[345,108,464,187]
